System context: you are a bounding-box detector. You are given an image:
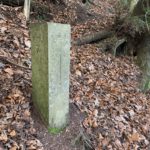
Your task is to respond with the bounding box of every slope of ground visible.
[70,45,150,149]
[0,5,42,150]
[0,0,150,150]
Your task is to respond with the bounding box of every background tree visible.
[119,0,150,90]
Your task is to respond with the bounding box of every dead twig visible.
[72,128,94,150]
[0,56,31,70]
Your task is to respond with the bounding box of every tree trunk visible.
[119,0,150,91]
[130,0,150,91]
[136,34,150,91]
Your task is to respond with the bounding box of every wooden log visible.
[74,30,113,46]
[0,0,24,6]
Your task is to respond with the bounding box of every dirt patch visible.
[32,103,85,150]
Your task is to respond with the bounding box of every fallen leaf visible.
[1,27,7,33]
[24,109,30,117]
[93,120,98,128]
[0,133,8,142]
[75,70,81,76]
[102,138,109,147]
[4,68,14,75]
[129,133,140,142]
[10,146,17,150]
[9,130,16,137]
[93,109,98,117]
[24,38,31,48]
[115,139,122,148]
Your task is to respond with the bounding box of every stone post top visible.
[30,22,71,27]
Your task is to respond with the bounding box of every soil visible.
[32,103,86,150]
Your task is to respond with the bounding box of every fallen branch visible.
[0,56,31,70]
[0,0,24,6]
[74,30,113,46]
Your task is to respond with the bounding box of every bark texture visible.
[74,30,113,46]
[0,0,24,6]
[137,34,150,90]
[130,0,150,91]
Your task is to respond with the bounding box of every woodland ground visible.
[0,0,150,150]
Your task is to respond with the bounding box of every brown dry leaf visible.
[1,27,7,34]
[24,109,31,117]
[75,70,81,76]
[24,38,31,48]
[14,69,24,75]
[28,145,36,150]
[9,130,16,137]
[115,139,122,148]
[13,36,20,47]
[4,68,14,75]
[13,53,19,58]
[13,93,20,98]
[92,120,98,128]
[0,133,8,142]
[141,124,149,134]
[96,143,103,150]
[87,79,93,84]
[88,118,93,127]
[129,132,140,142]
[89,64,95,71]
[83,118,89,128]
[10,146,17,150]
[27,140,37,146]
[102,138,109,147]
[93,109,98,117]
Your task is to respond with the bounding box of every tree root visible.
[72,128,94,150]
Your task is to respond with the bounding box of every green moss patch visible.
[48,127,64,134]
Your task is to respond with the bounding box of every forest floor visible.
[0,0,150,150]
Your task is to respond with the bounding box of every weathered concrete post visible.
[30,23,71,133]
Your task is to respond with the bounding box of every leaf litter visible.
[0,5,42,150]
[0,0,150,150]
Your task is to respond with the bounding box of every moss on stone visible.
[48,127,64,134]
